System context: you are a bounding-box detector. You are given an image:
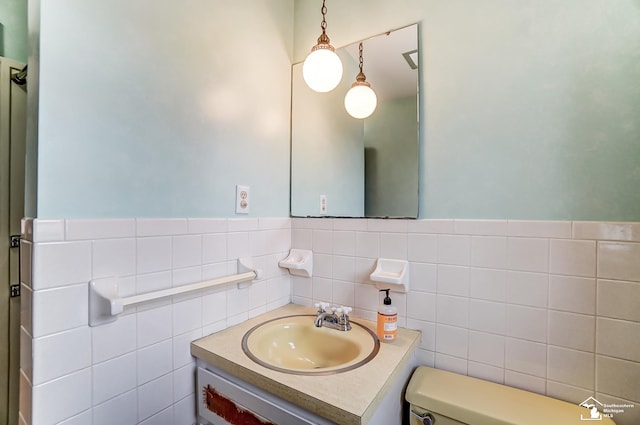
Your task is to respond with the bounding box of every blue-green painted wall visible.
[34,0,293,218]
[26,1,640,220]
[0,0,27,63]
[295,0,640,220]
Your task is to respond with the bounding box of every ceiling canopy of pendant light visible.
[344,42,377,119]
[302,0,343,93]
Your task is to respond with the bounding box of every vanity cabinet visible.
[191,304,420,425]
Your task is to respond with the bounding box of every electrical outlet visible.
[320,195,327,215]
[236,185,250,214]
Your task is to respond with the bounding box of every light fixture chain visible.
[320,0,328,34]
[359,42,364,73]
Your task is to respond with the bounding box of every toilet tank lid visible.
[406,367,617,425]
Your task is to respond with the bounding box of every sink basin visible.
[242,315,380,375]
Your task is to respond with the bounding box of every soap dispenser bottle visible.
[377,289,397,341]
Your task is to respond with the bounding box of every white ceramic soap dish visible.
[370,258,409,293]
[279,249,313,277]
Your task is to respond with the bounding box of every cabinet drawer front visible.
[197,367,334,425]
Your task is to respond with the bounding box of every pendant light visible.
[344,42,377,119]
[302,0,343,93]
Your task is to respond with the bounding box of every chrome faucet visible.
[314,303,352,331]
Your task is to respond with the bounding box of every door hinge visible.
[10,235,21,248]
[10,285,20,298]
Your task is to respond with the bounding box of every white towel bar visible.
[89,257,262,326]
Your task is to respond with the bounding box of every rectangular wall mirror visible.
[291,23,419,218]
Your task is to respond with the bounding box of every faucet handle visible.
[338,306,352,330]
[315,302,330,312]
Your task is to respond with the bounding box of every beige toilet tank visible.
[406,367,616,425]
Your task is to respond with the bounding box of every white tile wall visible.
[547,346,594,389]
[92,390,137,425]
[20,217,291,425]
[292,218,640,425]
[598,242,640,282]
[20,217,640,425]
[597,279,640,322]
[548,275,596,314]
[92,352,137,406]
[470,236,507,269]
[547,310,595,352]
[506,271,548,307]
[504,337,547,377]
[468,331,504,368]
[31,327,91,385]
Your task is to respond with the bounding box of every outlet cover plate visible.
[320,194,327,215]
[236,185,250,214]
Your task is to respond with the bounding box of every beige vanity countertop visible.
[191,303,420,425]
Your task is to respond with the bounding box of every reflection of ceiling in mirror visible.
[344,25,418,103]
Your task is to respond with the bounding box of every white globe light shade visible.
[344,84,377,119]
[302,48,343,93]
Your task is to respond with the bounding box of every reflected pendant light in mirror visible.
[302,0,343,92]
[344,42,377,119]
